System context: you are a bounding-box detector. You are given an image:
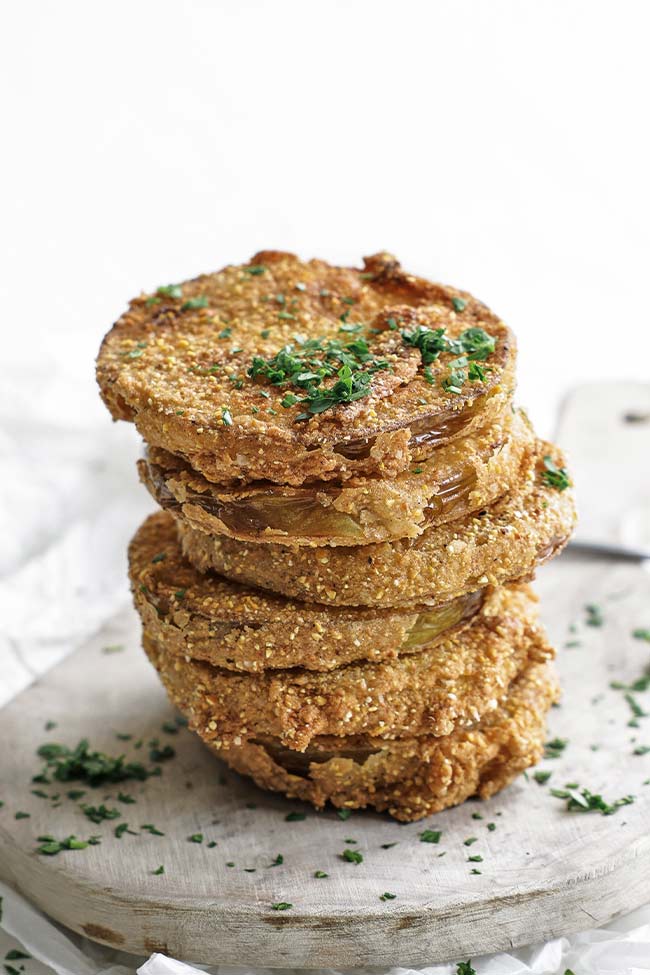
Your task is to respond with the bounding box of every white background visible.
[2,0,650,436]
[1,2,650,973]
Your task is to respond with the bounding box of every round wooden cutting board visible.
[1,551,650,968]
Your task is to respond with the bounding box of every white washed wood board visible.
[1,385,649,968]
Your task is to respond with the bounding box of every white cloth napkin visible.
[1,365,649,974]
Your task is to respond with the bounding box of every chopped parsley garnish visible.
[463,837,478,846]
[456,962,477,975]
[181,295,209,311]
[115,823,137,839]
[336,808,352,820]
[285,811,307,821]
[541,455,571,491]
[81,804,121,824]
[36,834,100,855]
[188,833,203,843]
[419,829,442,843]
[379,892,397,901]
[247,337,389,418]
[314,870,328,878]
[156,284,182,299]
[633,629,650,642]
[14,812,30,820]
[611,668,650,693]
[401,325,495,392]
[585,603,604,627]
[270,853,284,867]
[533,770,552,785]
[550,786,634,815]
[153,865,165,875]
[544,737,568,759]
[451,297,467,313]
[149,743,175,763]
[625,692,648,723]
[5,952,30,962]
[244,265,266,276]
[341,848,363,864]
[271,902,292,911]
[467,854,483,863]
[102,644,125,654]
[141,823,165,836]
[35,739,161,786]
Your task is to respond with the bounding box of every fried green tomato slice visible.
[141,583,551,751]
[130,511,492,673]
[97,251,516,486]
[214,662,559,822]
[178,443,576,608]
[140,409,534,547]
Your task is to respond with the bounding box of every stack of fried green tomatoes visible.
[96,251,575,822]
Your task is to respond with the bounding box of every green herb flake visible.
[35,739,161,787]
[542,455,571,492]
[156,284,183,299]
[285,811,307,821]
[270,854,284,867]
[456,962,477,975]
[336,808,353,820]
[419,829,441,843]
[5,952,30,962]
[244,265,266,276]
[181,295,209,311]
[114,823,135,839]
[534,770,552,785]
[341,848,363,864]
[271,902,292,911]
[14,812,30,820]
[153,865,165,875]
[544,737,568,759]
[141,824,165,836]
[314,870,328,878]
[221,407,234,426]
[633,629,650,642]
[380,891,397,901]
[36,834,97,856]
[550,786,635,815]
[451,297,467,313]
[149,743,175,763]
[81,804,121,824]
[188,833,203,843]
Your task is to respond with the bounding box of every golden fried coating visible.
[140,584,551,751]
[97,251,516,486]
[216,662,560,821]
[140,409,534,547]
[129,511,497,672]
[178,443,576,608]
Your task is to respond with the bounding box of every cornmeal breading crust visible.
[140,584,551,751]
[215,662,560,822]
[140,410,534,547]
[130,511,507,673]
[97,251,516,486]
[178,444,576,608]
